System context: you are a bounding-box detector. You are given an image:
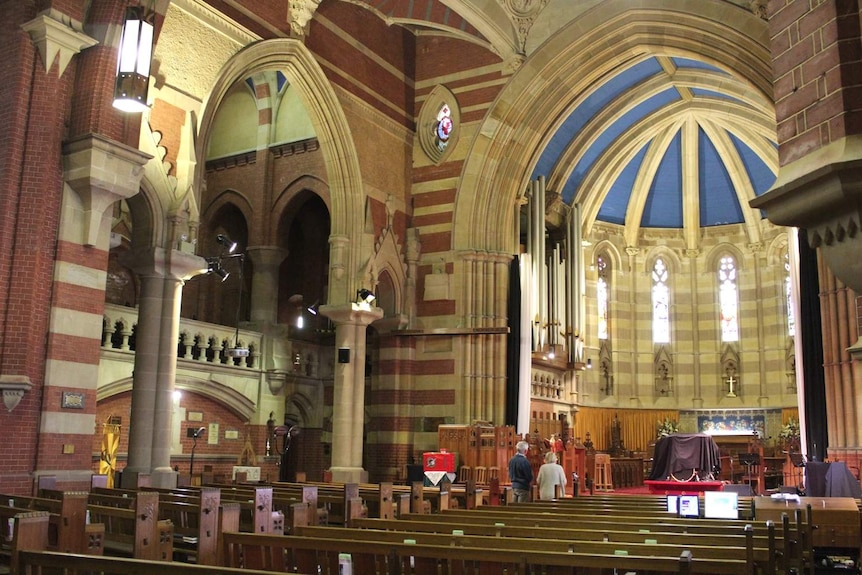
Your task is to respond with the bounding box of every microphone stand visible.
[189,428,204,485]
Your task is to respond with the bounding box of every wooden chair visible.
[474,467,487,485]
[458,466,471,483]
[488,466,499,482]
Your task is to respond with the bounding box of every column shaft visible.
[125,274,162,474]
[323,303,382,483]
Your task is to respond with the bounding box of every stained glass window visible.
[434,103,453,152]
[719,255,739,342]
[597,254,609,340]
[652,258,670,343]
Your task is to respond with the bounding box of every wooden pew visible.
[287,478,458,514]
[220,530,747,574]
[0,491,105,556]
[157,486,220,565]
[350,517,783,574]
[0,510,49,575]
[398,508,804,573]
[86,490,172,561]
[352,515,779,546]
[206,482,343,526]
[17,549,315,575]
[294,524,763,574]
[507,494,756,519]
[420,507,800,541]
[92,485,282,537]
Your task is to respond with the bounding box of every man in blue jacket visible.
[508,440,533,502]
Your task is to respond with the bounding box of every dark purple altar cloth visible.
[648,433,721,481]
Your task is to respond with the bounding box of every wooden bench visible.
[0,492,105,556]
[207,482,357,526]
[287,478,462,514]
[205,483,329,525]
[92,485,284,536]
[294,524,764,574]
[17,549,315,575]
[220,530,747,574]
[505,494,756,519]
[156,487,220,564]
[86,490,172,561]
[399,507,809,574]
[0,510,49,575]
[348,518,787,574]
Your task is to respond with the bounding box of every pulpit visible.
[569,440,587,493]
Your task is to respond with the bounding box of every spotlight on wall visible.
[356,288,376,304]
[586,358,592,369]
[307,301,319,315]
[206,257,229,282]
[113,5,154,113]
[216,234,237,254]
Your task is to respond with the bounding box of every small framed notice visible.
[187,411,203,422]
[224,429,239,440]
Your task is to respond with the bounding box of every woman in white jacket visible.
[536,451,567,500]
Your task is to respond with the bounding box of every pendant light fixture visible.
[113,4,154,113]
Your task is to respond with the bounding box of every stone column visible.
[321,302,383,483]
[122,248,205,488]
[246,246,288,323]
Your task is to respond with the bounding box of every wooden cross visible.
[726,375,738,397]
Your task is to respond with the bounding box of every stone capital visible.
[319,303,384,326]
[121,247,207,281]
[245,246,289,268]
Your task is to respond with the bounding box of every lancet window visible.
[597,254,609,341]
[652,258,670,344]
[718,255,739,342]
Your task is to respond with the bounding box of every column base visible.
[328,466,368,483]
[150,467,179,489]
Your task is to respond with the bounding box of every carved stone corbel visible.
[0,375,33,412]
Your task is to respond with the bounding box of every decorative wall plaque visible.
[62,391,85,409]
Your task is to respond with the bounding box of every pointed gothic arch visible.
[195,38,364,305]
[454,0,771,253]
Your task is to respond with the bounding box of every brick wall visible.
[769,1,862,165]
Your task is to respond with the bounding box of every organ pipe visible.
[567,204,584,363]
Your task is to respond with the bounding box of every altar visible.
[648,433,721,481]
[644,479,724,495]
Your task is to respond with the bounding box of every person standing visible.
[508,440,533,502]
[553,433,564,462]
[537,451,567,500]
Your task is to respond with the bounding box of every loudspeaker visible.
[338,348,350,363]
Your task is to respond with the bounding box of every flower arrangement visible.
[778,417,800,451]
[656,417,679,438]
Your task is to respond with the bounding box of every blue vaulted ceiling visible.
[532,56,777,232]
